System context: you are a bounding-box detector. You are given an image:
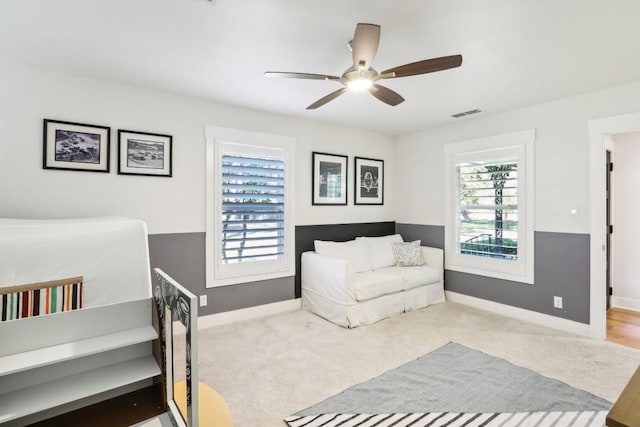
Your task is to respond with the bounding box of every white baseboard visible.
[445,291,591,337]
[197,298,301,330]
[612,296,640,312]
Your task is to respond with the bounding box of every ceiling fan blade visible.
[306,88,348,110]
[381,55,463,78]
[351,23,381,71]
[264,71,340,81]
[369,84,405,106]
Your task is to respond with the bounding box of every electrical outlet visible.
[200,295,208,307]
[553,296,563,309]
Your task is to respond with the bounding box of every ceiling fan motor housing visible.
[342,67,379,84]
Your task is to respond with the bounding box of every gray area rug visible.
[294,342,611,416]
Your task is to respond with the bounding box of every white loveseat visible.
[301,234,444,328]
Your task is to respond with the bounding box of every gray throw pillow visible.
[392,240,425,267]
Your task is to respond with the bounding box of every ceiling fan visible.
[264,23,463,110]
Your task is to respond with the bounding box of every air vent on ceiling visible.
[197,0,218,5]
[451,108,482,118]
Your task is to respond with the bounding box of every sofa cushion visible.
[392,240,425,267]
[314,239,372,272]
[357,234,403,270]
[352,271,403,301]
[377,265,440,290]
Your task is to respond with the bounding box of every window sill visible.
[445,263,534,285]
[206,269,294,288]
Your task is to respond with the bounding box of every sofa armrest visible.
[301,251,356,304]
[421,246,444,282]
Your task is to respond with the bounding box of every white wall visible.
[0,62,396,234]
[395,80,640,234]
[612,131,640,310]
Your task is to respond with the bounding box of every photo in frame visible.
[312,152,348,205]
[354,156,384,205]
[43,119,110,172]
[118,129,172,177]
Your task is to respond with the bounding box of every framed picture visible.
[43,119,110,172]
[118,129,172,177]
[355,156,384,205]
[312,152,348,205]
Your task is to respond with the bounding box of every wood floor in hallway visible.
[607,307,640,349]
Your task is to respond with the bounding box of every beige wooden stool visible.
[174,381,234,427]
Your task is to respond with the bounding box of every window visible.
[206,126,295,287]
[444,129,535,284]
[456,157,518,260]
[221,153,284,263]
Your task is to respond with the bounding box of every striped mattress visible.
[0,278,83,322]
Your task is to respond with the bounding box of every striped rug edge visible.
[283,411,609,427]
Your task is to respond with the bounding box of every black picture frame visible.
[312,152,348,205]
[354,156,384,205]
[43,119,111,173]
[118,129,173,177]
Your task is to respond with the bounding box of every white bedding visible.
[0,216,152,307]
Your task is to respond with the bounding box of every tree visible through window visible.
[457,158,518,260]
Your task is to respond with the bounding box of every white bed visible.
[0,216,152,307]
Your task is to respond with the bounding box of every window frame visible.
[205,126,295,288]
[444,129,535,284]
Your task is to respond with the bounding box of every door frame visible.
[606,148,612,310]
[589,111,640,339]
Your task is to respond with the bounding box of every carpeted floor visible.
[194,302,640,427]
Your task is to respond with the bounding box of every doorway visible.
[589,112,640,340]
[603,132,640,348]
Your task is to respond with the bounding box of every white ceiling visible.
[1,0,640,136]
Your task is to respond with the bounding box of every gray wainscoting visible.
[396,223,444,249]
[396,223,590,324]
[148,223,588,322]
[148,233,294,316]
[148,222,396,316]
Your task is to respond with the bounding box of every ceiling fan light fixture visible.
[347,78,373,91]
[264,23,462,109]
